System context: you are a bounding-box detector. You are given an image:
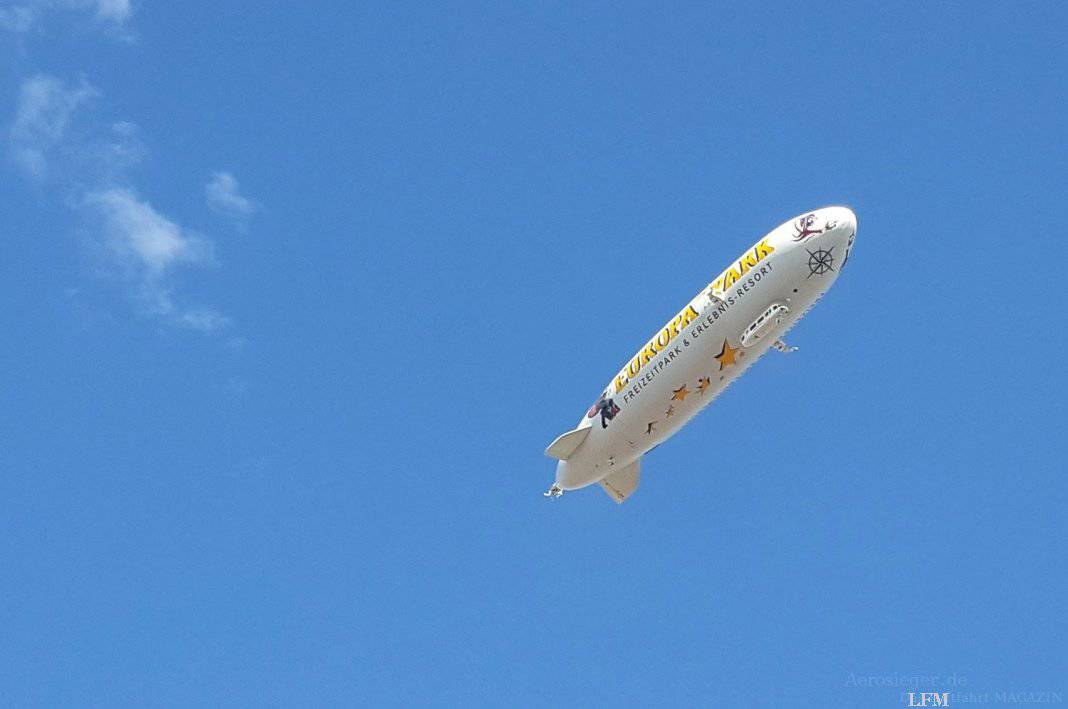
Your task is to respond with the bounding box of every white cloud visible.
[0,1,133,33]
[84,187,213,274]
[93,0,130,25]
[8,73,233,335]
[179,308,231,333]
[82,188,229,331]
[9,74,97,179]
[206,171,256,220]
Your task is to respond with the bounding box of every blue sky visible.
[2,1,1066,706]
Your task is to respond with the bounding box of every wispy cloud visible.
[178,308,231,333]
[82,187,227,330]
[8,73,233,334]
[84,119,145,180]
[0,1,134,34]
[92,0,131,26]
[5,3,237,338]
[206,171,256,221]
[84,187,213,274]
[9,74,97,179]
[0,5,36,32]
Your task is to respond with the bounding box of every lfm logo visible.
[907,692,949,706]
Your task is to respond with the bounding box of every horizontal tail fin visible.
[544,426,591,461]
[599,458,641,503]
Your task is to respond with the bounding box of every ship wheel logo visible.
[806,246,835,278]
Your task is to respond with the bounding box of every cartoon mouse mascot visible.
[587,392,621,429]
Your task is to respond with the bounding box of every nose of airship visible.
[823,206,856,237]
[821,206,857,259]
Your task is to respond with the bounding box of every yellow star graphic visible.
[715,339,739,370]
[697,377,710,394]
[665,405,675,418]
[671,385,689,401]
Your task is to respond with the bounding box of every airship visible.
[544,206,857,502]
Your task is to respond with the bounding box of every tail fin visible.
[544,426,591,461]
[599,458,641,503]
